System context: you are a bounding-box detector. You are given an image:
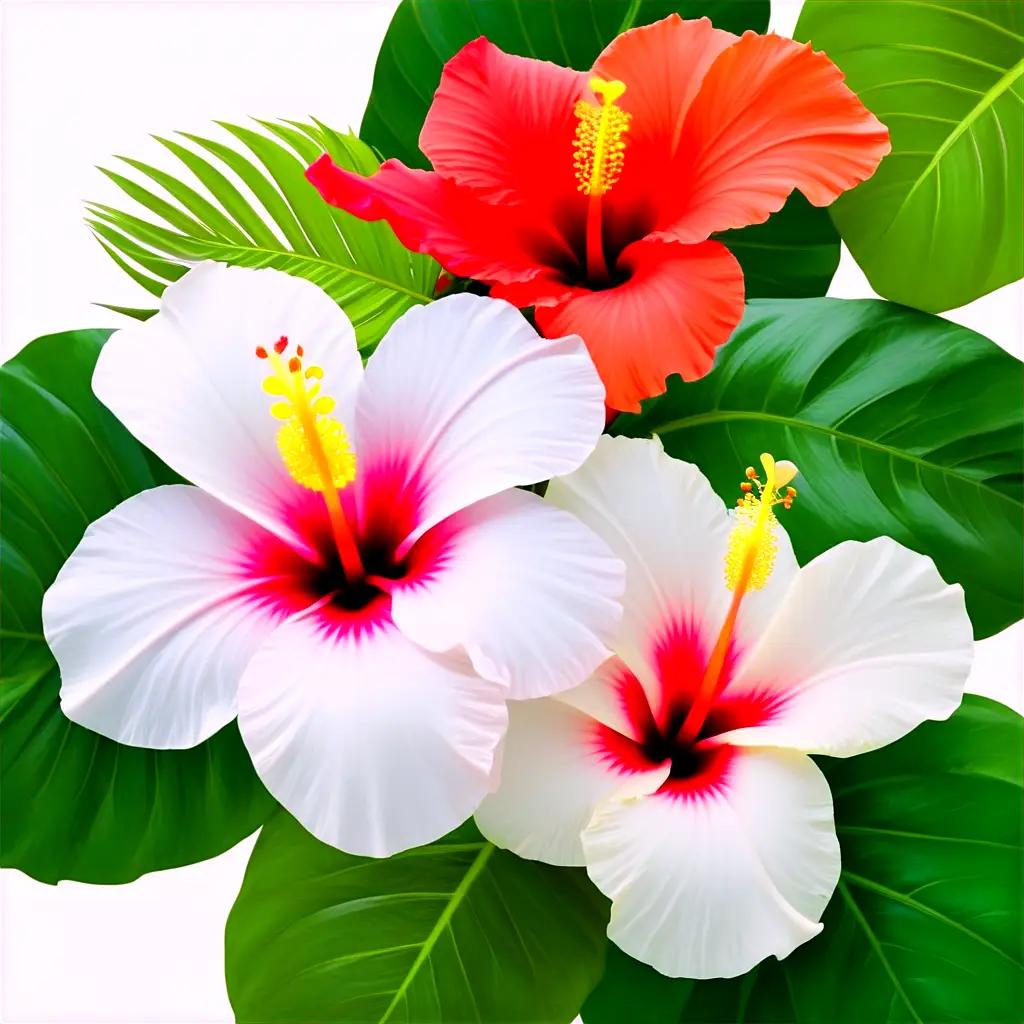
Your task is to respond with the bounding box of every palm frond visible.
[88,120,438,350]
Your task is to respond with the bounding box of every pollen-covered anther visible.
[277,414,355,491]
[574,77,631,196]
[724,495,779,591]
[723,453,800,592]
[256,340,356,493]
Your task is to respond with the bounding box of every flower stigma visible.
[256,336,363,580]
[573,76,631,284]
[676,453,798,744]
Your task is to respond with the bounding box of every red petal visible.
[592,14,737,164]
[421,37,588,217]
[307,154,570,285]
[664,32,891,241]
[590,15,738,246]
[535,238,744,413]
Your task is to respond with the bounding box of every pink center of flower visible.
[592,630,782,801]
[240,485,452,640]
[592,454,801,800]
[242,342,456,637]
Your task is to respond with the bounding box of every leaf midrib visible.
[843,870,1023,969]
[377,842,496,1024]
[651,409,1020,511]
[837,880,924,1024]
[103,224,435,304]
[882,54,1024,224]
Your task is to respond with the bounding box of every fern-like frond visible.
[88,120,438,349]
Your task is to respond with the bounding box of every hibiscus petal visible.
[421,37,586,213]
[237,610,507,856]
[593,16,737,155]
[355,293,605,545]
[718,537,972,757]
[583,748,839,979]
[42,485,298,748]
[663,32,891,241]
[93,263,362,554]
[534,238,744,412]
[391,487,623,700]
[590,14,737,239]
[475,697,668,867]
[547,436,798,721]
[307,156,572,284]
[555,656,653,739]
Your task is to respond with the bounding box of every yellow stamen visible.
[574,77,631,284]
[573,77,630,197]
[676,454,799,744]
[258,338,363,580]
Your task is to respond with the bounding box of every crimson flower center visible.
[307,537,410,612]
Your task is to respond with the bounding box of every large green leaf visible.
[583,697,1024,1023]
[89,122,439,350]
[359,0,840,299]
[716,193,839,299]
[795,0,1024,312]
[0,330,273,884]
[225,814,609,1023]
[614,297,1024,638]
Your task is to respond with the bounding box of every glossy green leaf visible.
[716,193,839,299]
[0,330,272,884]
[795,0,1024,312]
[89,122,439,350]
[359,1,835,299]
[582,943,694,1024]
[226,814,609,1023]
[614,297,1024,638]
[583,697,1024,1023]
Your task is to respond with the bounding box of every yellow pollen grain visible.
[724,494,778,592]
[723,453,798,593]
[260,350,356,493]
[574,77,631,196]
[276,415,355,491]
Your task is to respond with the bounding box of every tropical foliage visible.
[1,0,1021,1021]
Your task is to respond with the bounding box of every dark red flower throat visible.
[593,621,781,800]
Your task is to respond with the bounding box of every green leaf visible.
[225,814,609,1023]
[583,697,1024,1023]
[0,330,272,884]
[582,943,694,1024]
[716,193,839,299]
[360,1,835,299]
[613,297,1024,639]
[795,0,1024,312]
[90,123,439,351]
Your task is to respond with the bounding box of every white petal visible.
[354,294,605,545]
[719,537,973,756]
[237,611,508,856]
[547,436,798,718]
[391,488,623,699]
[42,485,294,748]
[94,263,362,553]
[583,748,839,979]
[555,656,650,738]
[475,697,668,867]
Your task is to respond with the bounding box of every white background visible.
[1,1,1021,1021]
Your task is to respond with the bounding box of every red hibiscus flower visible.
[307,15,890,412]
